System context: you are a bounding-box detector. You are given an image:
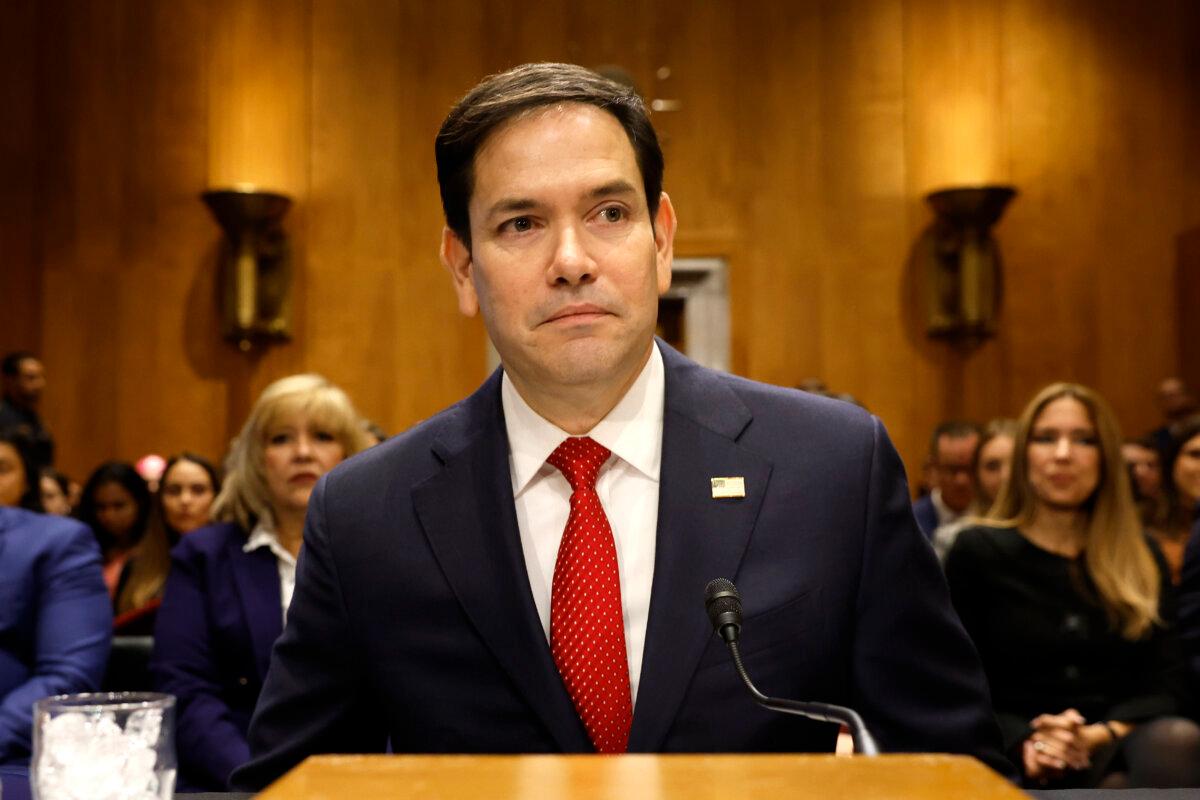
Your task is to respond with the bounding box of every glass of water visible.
[31,692,176,800]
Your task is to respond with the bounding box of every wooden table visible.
[257,754,1028,799]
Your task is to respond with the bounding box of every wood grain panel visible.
[0,0,38,354]
[728,2,824,387]
[2,0,1198,484]
[816,0,927,459]
[33,0,224,479]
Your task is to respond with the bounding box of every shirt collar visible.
[930,488,961,526]
[502,342,665,497]
[243,518,297,567]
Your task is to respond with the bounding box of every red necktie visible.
[547,436,632,753]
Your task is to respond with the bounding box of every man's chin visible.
[507,337,649,389]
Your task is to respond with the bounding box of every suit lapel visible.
[629,344,771,751]
[412,372,590,752]
[228,533,284,682]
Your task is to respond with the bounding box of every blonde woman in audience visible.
[150,374,369,791]
[945,383,1199,788]
[932,419,1016,561]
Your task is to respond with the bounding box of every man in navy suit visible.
[911,421,981,540]
[232,63,1009,790]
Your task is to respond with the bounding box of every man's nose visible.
[547,224,595,285]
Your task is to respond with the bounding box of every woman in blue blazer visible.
[150,375,368,790]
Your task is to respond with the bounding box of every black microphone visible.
[703,577,880,756]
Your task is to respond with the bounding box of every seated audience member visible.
[0,505,111,765]
[0,428,44,512]
[158,453,221,544]
[39,467,73,515]
[945,383,1200,788]
[1160,418,1200,584]
[111,454,224,634]
[1123,436,1169,531]
[76,462,153,602]
[0,352,53,468]
[932,419,1016,561]
[912,420,981,539]
[1148,377,1198,460]
[150,374,368,790]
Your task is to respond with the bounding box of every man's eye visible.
[599,207,624,223]
[503,217,533,233]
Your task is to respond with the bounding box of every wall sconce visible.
[921,185,1016,343]
[201,186,293,351]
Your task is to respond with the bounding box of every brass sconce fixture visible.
[201,186,293,351]
[921,185,1017,343]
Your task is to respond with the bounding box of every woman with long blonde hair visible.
[945,383,1199,788]
[150,374,369,790]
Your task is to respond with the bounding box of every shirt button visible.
[238,676,249,686]
[1064,665,1080,680]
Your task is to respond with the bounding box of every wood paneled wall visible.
[3,0,1199,485]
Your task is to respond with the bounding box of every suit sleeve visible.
[231,477,387,791]
[150,541,251,789]
[850,417,1014,779]
[0,521,110,762]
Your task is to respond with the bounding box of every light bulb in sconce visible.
[201,187,293,352]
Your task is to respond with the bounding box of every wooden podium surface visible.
[257,754,1028,799]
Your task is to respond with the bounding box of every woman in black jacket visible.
[945,382,1199,788]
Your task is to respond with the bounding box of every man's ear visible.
[440,226,479,317]
[653,192,677,295]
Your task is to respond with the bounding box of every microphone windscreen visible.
[704,577,742,632]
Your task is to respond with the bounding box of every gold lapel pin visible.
[710,477,746,499]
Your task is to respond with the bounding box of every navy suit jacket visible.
[912,494,938,540]
[150,523,283,790]
[0,508,110,764]
[233,343,1009,789]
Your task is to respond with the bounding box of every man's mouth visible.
[543,303,609,325]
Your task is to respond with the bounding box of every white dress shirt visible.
[502,343,664,708]
[243,518,298,624]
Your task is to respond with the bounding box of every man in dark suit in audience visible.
[912,421,981,540]
[0,352,53,469]
[232,63,1009,790]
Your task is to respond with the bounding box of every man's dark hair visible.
[927,420,983,462]
[435,62,664,249]
[1,351,36,377]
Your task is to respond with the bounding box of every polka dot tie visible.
[546,436,632,754]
